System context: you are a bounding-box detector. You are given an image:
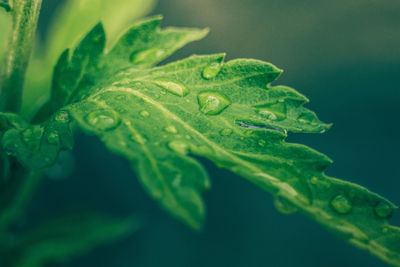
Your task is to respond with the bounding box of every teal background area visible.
[29,0,400,266]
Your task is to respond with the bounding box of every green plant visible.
[0,0,399,266]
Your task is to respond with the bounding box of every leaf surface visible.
[3,17,400,266]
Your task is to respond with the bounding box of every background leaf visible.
[3,213,141,267]
[1,111,73,170]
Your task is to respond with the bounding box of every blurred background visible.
[16,0,400,266]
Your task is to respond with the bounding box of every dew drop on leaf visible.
[153,80,190,97]
[167,141,189,154]
[202,62,222,79]
[220,128,233,136]
[47,131,60,145]
[21,128,36,144]
[130,48,165,64]
[164,125,178,134]
[139,111,150,118]
[330,194,352,214]
[310,177,318,184]
[374,201,393,219]
[273,196,298,215]
[85,109,121,131]
[21,126,43,150]
[197,91,231,115]
[256,102,286,121]
[55,110,70,123]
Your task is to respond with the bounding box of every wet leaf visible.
[4,17,399,266]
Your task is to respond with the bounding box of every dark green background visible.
[30,0,400,266]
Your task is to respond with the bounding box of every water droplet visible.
[202,62,222,79]
[198,91,231,115]
[330,194,352,214]
[21,128,34,144]
[153,80,190,97]
[21,126,44,149]
[139,111,150,118]
[55,111,70,123]
[256,102,286,121]
[310,177,318,185]
[220,128,233,136]
[130,48,165,64]
[164,125,178,134]
[374,201,393,219]
[168,141,189,154]
[273,197,297,215]
[116,95,126,101]
[85,109,120,131]
[258,139,266,147]
[47,131,60,145]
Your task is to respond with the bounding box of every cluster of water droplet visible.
[328,193,394,219]
[85,109,121,131]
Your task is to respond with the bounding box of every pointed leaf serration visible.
[16,17,400,266]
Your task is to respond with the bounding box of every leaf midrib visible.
[92,99,199,227]
[89,86,297,196]
[85,86,399,263]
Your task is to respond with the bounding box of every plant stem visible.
[0,0,42,113]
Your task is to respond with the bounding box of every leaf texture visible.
[2,17,400,266]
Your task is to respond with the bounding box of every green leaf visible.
[9,17,400,266]
[5,213,141,267]
[0,111,73,170]
[34,17,208,121]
